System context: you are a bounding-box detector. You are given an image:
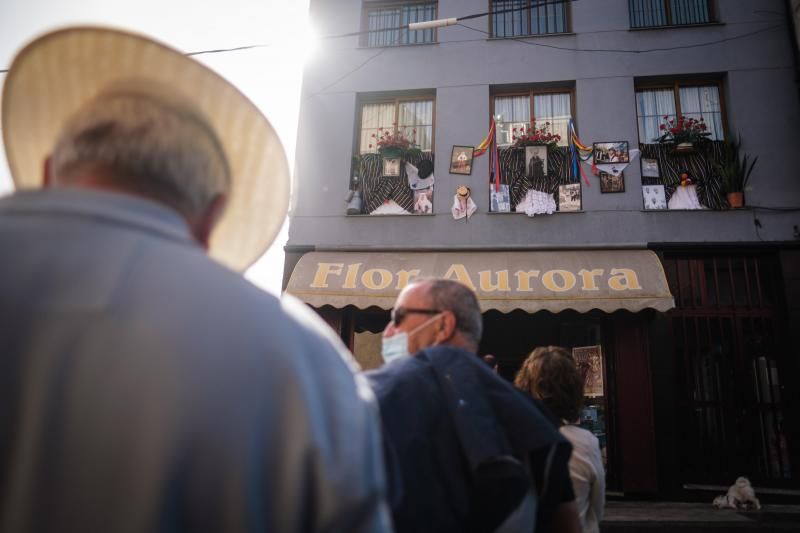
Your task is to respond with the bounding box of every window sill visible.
[488,32,575,41]
[358,41,438,50]
[629,21,724,32]
[346,213,435,217]
[487,210,584,215]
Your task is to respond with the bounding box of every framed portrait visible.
[599,171,625,193]
[641,158,660,178]
[593,141,630,164]
[572,345,604,398]
[642,185,667,210]
[525,145,548,177]
[449,146,474,175]
[489,183,511,213]
[413,188,434,214]
[382,157,401,177]
[558,183,581,212]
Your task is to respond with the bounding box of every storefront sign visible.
[287,250,675,313]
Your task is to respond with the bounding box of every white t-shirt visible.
[559,425,606,533]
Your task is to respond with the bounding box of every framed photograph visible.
[641,158,660,178]
[413,188,434,214]
[382,157,401,177]
[489,183,511,213]
[593,141,629,164]
[599,171,625,193]
[449,146,474,175]
[642,184,667,210]
[525,145,548,177]
[558,183,581,212]
[572,345,604,398]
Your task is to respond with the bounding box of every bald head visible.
[48,79,230,221]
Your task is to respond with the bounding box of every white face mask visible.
[381,314,442,364]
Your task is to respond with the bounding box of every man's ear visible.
[435,310,457,344]
[191,193,227,249]
[43,156,54,187]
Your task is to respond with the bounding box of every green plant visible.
[716,135,758,193]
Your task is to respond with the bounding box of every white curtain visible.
[679,85,724,140]
[495,95,530,146]
[636,89,676,143]
[360,103,395,154]
[399,100,434,151]
[534,93,571,146]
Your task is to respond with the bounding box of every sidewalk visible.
[601,501,800,532]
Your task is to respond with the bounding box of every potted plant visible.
[369,128,421,176]
[512,121,561,148]
[716,135,757,209]
[655,115,712,152]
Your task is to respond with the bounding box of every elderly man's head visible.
[382,278,483,358]
[46,81,231,247]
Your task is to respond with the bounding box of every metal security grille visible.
[663,252,793,486]
[366,2,436,47]
[492,0,568,37]
[629,0,712,28]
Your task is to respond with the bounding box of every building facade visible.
[286,0,800,499]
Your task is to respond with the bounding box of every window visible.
[492,88,573,147]
[363,2,437,47]
[358,96,434,154]
[635,80,724,144]
[491,0,569,37]
[629,0,714,28]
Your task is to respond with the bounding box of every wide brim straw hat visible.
[1,26,289,272]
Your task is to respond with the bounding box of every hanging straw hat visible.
[1,26,289,272]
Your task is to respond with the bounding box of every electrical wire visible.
[455,21,784,54]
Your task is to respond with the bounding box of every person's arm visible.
[551,500,582,533]
[590,441,606,524]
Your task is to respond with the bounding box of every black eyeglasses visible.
[390,307,441,327]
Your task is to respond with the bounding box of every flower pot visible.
[727,191,744,209]
[675,142,695,153]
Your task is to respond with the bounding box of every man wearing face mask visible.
[365,279,580,533]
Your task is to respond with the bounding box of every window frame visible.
[489,0,572,38]
[360,0,438,48]
[490,85,577,147]
[355,92,437,156]
[628,0,717,29]
[634,77,728,144]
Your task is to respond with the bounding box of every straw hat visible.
[1,26,289,272]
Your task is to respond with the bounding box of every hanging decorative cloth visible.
[515,189,556,217]
[595,149,641,177]
[452,185,477,220]
[406,161,435,190]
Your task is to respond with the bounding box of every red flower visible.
[660,124,666,130]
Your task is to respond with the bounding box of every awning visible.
[286,250,675,313]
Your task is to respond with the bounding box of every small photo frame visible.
[449,146,474,175]
[382,157,401,177]
[413,188,434,214]
[599,171,625,193]
[641,158,660,178]
[573,345,604,398]
[642,185,667,210]
[490,183,511,213]
[558,183,581,212]
[593,141,629,164]
[525,145,548,177]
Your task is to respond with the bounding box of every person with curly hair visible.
[515,346,606,533]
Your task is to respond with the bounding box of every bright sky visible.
[0,0,312,295]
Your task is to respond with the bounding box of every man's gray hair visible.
[50,82,230,217]
[416,278,483,347]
